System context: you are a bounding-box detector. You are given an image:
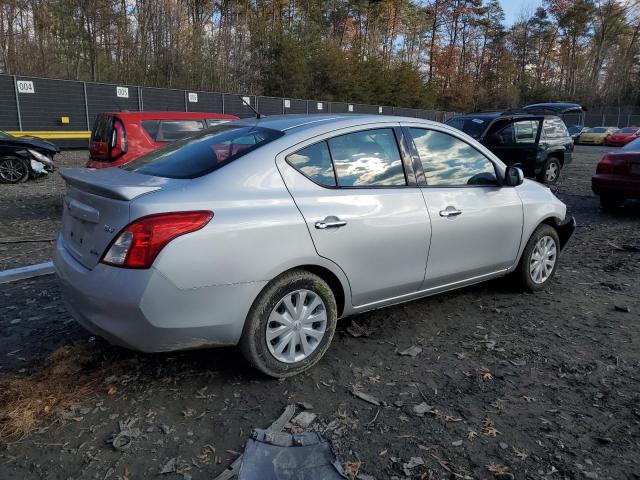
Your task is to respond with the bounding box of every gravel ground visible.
[1,146,639,479]
[0,150,88,270]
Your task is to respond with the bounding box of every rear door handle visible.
[315,216,347,229]
[439,207,463,218]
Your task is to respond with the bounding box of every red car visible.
[592,138,640,209]
[87,112,238,168]
[604,127,640,147]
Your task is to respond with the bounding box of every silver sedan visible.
[54,114,575,377]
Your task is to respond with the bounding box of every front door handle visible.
[439,206,463,218]
[315,216,347,229]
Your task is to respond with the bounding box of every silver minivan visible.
[55,115,575,377]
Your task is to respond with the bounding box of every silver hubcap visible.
[545,162,559,182]
[529,236,557,284]
[266,289,327,364]
[0,158,27,182]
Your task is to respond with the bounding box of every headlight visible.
[27,149,53,166]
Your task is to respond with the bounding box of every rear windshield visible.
[445,117,488,139]
[622,138,640,151]
[619,127,639,133]
[123,124,284,179]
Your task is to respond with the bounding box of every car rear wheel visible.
[600,195,624,210]
[239,269,338,378]
[537,157,561,185]
[516,224,560,292]
[0,156,29,184]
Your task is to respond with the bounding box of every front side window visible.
[156,120,206,142]
[446,117,488,139]
[124,125,284,179]
[543,117,569,138]
[286,142,336,187]
[410,128,497,187]
[328,129,406,187]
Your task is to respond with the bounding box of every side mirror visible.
[504,166,524,187]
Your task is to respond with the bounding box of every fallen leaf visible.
[398,345,422,357]
[483,418,500,437]
[486,463,513,479]
[350,389,381,406]
[107,386,118,396]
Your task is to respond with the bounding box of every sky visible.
[499,0,543,25]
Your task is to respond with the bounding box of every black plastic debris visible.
[237,429,347,480]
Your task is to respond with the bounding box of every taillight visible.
[596,154,614,174]
[109,119,128,160]
[101,211,213,269]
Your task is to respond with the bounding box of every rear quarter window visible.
[543,117,569,138]
[124,125,284,179]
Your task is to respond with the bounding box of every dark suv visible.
[446,112,574,184]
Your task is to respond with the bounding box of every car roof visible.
[227,114,445,133]
[523,102,584,114]
[102,111,238,121]
[450,112,553,121]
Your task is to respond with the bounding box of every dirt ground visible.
[0,146,639,479]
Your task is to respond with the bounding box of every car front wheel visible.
[537,157,561,185]
[516,224,560,292]
[0,156,30,184]
[239,269,338,378]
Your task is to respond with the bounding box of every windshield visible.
[445,117,488,139]
[622,138,640,151]
[589,127,608,133]
[0,130,13,139]
[619,127,639,133]
[124,124,284,179]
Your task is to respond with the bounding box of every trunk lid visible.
[60,167,182,269]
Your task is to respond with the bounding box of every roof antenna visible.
[240,96,264,119]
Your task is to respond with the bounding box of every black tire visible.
[515,224,561,293]
[537,157,562,185]
[600,195,624,210]
[239,269,338,378]
[0,156,30,184]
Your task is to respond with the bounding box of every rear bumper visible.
[592,175,640,199]
[54,236,265,352]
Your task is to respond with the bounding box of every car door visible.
[276,126,431,307]
[404,126,523,289]
[482,119,541,176]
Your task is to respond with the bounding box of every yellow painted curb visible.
[7,131,91,140]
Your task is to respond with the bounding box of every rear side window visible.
[206,119,229,127]
[286,142,336,187]
[124,125,284,179]
[141,120,160,140]
[156,120,205,142]
[493,120,538,144]
[328,129,406,187]
[543,117,569,138]
[91,115,112,142]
